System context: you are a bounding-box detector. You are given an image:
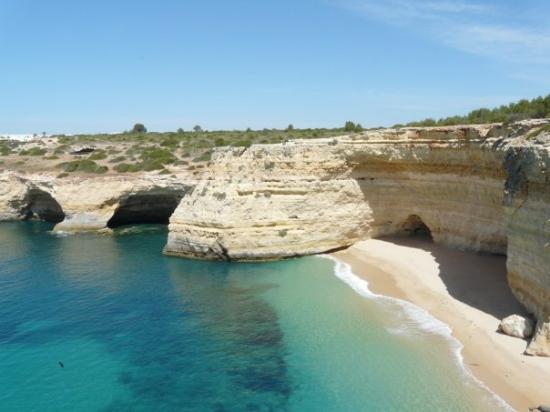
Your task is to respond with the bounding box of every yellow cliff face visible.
[0,120,549,355]
[164,121,550,355]
[165,124,510,259]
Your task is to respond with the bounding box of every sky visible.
[0,0,549,134]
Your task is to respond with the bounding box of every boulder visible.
[498,314,534,339]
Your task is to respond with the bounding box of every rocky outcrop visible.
[0,172,64,222]
[164,120,550,355]
[1,121,549,355]
[0,172,192,232]
[166,124,510,259]
[0,172,32,220]
[497,127,550,356]
[164,145,372,260]
[499,314,535,339]
[52,176,191,232]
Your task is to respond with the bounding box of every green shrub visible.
[193,150,212,162]
[278,229,288,237]
[132,123,147,133]
[109,155,127,163]
[57,159,108,174]
[160,136,180,148]
[139,147,175,164]
[88,150,107,160]
[344,121,356,132]
[0,143,11,156]
[19,147,47,156]
[401,94,550,127]
[114,163,141,173]
[54,145,68,154]
[233,139,251,148]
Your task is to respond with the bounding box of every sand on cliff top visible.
[332,237,550,412]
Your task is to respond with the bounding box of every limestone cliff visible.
[163,121,550,356]
[165,124,511,259]
[1,121,549,355]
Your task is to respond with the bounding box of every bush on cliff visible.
[114,163,142,173]
[58,160,108,174]
[19,147,47,156]
[138,147,176,170]
[0,142,12,156]
[403,94,550,127]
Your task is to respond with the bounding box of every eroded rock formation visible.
[1,120,549,355]
[0,172,191,231]
[164,121,550,355]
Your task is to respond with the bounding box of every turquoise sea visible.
[0,222,507,411]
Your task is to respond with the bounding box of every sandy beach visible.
[332,237,550,411]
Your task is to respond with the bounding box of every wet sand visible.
[332,237,550,411]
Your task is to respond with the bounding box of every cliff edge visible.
[1,120,549,355]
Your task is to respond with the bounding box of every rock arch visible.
[107,189,185,228]
[22,188,65,223]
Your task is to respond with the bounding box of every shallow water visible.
[0,222,506,411]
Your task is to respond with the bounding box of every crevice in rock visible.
[107,190,185,228]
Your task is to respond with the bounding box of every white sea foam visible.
[50,230,70,237]
[318,255,514,411]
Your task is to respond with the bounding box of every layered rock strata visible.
[0,172,191,232]
[164,121,550,355]
[1,121,549,355]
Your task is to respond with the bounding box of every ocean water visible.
[0,222,507,411]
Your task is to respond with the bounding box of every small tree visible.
[132,123,147,133]
[286,124,294,131]
[193,125,203,132]
[344,121,356,132]
[355,123,364,133]
[177,128,184,133]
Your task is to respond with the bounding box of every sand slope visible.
[333,237,550,411]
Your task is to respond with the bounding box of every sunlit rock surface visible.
[1,120,549,355]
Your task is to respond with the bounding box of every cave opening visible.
[22,189,65,223]
[107,192,184,228]
[397,214,433,240]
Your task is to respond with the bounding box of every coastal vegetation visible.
[2,95,549,176]
[396,94,550,127]
[57,159,108,174]
[0,123,363,175]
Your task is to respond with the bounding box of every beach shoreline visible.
[331,237,550,412]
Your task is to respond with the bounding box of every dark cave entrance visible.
[107,191,185,228]
[397,214,433,240]
[22,189,65,223]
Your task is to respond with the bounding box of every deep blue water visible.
[0,222,504,411]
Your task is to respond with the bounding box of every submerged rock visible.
[498,314,534,339]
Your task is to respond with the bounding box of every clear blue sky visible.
[1,0,549,133]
